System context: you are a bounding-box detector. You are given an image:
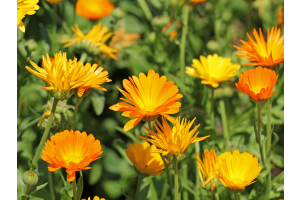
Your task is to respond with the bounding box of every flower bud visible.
[22,170,38,186]
[206,40,220,52]
[151,15,170,27]
[25,39,37,54]
[147,32,156,43]
[111,7,125,19]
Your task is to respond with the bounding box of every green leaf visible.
[115,126,140,142]
[60,188,72,200]
[28,107,42,118]
[88,161,102,186]
[90,94,105,116]
[30,182,48,194]
[77,175,84,199]
[17,168,27,194]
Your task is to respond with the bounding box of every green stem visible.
[247,2,252,34]
[137,0,153,21]
[265,98,272,199]
[59,169,67,189]
[73,178,77,200]
[256,102,266,167]
[219,100,229,140]
[72,96,81,131]
[180,5,190,94]
[160,154,173,190]
[22,185,32,200]
[182,163,188,200]
[147,121,152,131]
[194,142,200,200]
[79,52,88,63]
[135,175,143,200]
[173,156,179,200]
[215,190,220,200]
[48,171,55,200]
[32,98,59,166]
[53,4,57,35]
[234,192,238,200]
[211,88,215,128]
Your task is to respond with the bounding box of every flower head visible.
[109,69,183,132]
[46,0,64,3]
[42,130,103,182]
[17,0,39,33]
[189,0,207,5]
[196,148,220,200]
[139,117,209,158]
[60,22,118,60]
[77,63,111,97]
[82,196,105,200]
[25,52,90,100]
[76,0,114,20]
[235,66,278,102]
[277,6,284,28]
[186,54,241,88]
[233,26,284,68]
[216,150,262,192]
[125,142,166,176]
[108,28,140,51]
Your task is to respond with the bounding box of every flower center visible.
[65,154,83,164]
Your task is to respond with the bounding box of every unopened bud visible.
[22,170,38,186]
[147,32,156,43]
[25,39,37,53]
[206,40,220,52]
[111,7,125,19]
[151,15,170,27]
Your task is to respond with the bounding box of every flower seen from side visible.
[233,26,284,68]
[76,0,114,20]
[186,54,241,88]
[189,0,207,5]
[108,28,141,51]
[109,69,183,132]
[139,117,210,158]
[82,196,105,200]
[25,52,89,100]
[46,0,64,3]
[42,130,103,182]
[125,141,166,176]
[17,0,39,33]
[235,66,278,102]
[60,22,118,60]
[196,148,220,200]
[216,150,262,192]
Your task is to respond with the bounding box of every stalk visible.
[72,96,81,130]
[265,98,272,199]
[135,175,143,200]
[48,171,55,200]
[211,88,215,128]
[137,0,153,20]
[180,5,190,94]
[256,102,266,167]
[173,156,179,200]
[194,142,200,200]
[234,192,238,200]
[160,154,173,191]
[32,98,59,165]
[73,178,77,200]
[79,52,88,63]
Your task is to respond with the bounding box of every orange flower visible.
[277,6,284,28]
[108,28,141,50]
[109,69,183,132]
[189,0,207,5]
[125,141,166,176]
[169,31,178,40]
[235,67,278,102]
[41,130,103,182]
[233,26,284,68]
[76,0,114,20]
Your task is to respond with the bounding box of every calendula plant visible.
[17,0,284,199]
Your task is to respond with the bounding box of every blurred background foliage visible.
[17,0,284,199]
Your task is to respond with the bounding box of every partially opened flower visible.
[108,28,140,51]
[196,148,220,200]
[235,66,278,102]
[82,196,105,200]
[109,69,183,132]
[189,0,207,5]
[76,63,111,97]
[76,0,114,20]
[233,26,284,68]
[17,0,39,32]
[46,0,64,3]
[125,142,166,176]
[186,54,241,88]
[42,130,103,182]
[216,150,262,192]
[25,52,88,100]
[139,117,209,158]
[60,22,118,60]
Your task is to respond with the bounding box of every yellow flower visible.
[46,0,64,3]
[233,26,284,68]
[17,0,39,33]
[125,142,166,176]
[60,22,118,60]
[196,148,220,200]
[82,196,105,200]
[216,150,262,192]
[25,52,87,100]
[109,69,183,132]
[76,63,111,97]
[185,54,241,88]
[139,117,210,158]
